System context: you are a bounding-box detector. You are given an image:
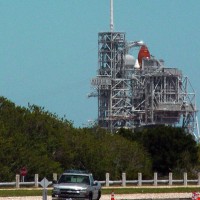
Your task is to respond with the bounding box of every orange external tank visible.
[138,45,150,66]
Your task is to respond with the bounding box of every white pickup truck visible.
[52,170,101,200]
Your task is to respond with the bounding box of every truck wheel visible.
[89,193,93,200]
[97,191,101,200]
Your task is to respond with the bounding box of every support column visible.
[122,173,126,187]
[138,173,142,186]
[154,172,157,186]
[198,172,200,185]
[53,173,57,181]
[16,174,20,188]
[106,173,110,187]
[169,172,173,186]
[35,174,39,187]
[183,172,187,186]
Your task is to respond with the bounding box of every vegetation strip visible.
[102,187,200,194]
[0,97,199,183]
[0,187,199,197]
[0,189,49,197]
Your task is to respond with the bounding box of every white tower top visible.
[110,0,114,32]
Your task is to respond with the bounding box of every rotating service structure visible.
[131,56,197,136]
[90,31,199,139]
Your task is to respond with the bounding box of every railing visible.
[1,172,200,188]
[103,172,200,187]
[0,173,57,188]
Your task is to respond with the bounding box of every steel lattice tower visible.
[91,32,134,131]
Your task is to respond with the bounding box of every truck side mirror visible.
[93,181,98,186]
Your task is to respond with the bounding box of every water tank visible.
[124,54,135,66]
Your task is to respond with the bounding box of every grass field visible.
[0,187,199,197]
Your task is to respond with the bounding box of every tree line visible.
[0,96,199,182]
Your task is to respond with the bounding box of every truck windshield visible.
[58,175,90,184]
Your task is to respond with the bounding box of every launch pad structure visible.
[89,0,199,140]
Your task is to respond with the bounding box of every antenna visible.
[110,0,114,32]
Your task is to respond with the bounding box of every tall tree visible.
[131,126,198,175]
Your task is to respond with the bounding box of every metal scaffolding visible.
[89,0,199,139]
[90,31,199,139]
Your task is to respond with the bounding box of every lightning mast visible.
[110,0,114,32]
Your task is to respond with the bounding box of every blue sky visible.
[0,0,199,127]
